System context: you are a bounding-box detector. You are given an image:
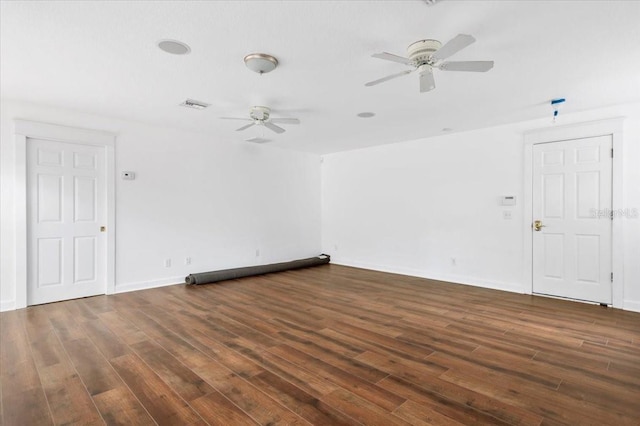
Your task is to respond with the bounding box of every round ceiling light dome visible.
[244,53,278,74]
[157,39,191,55]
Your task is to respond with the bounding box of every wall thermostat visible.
[500,195,516,206]
[121,171,136,180]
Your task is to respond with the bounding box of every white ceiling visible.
[2,1,639,154]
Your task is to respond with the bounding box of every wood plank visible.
[81,318,131,360]
[393,400,466,426]
[35,357,104,425]
[268,344,405,412]
[0,311,53,425]
[195,369,309,425]
[23,308,103,425]
[378,375,516,425]
[129,339,215,401]
[248,369,359,425]
[320,388,411,426]
[110,353,204,424]
[1,388,54,426]
[92,387,156,426]
[190,391,259,426]
[440,367,636,425]
[354,350,447,383]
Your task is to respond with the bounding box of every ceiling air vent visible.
[180,99,210,110]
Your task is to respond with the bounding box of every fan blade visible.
[431,34,476,60]
[371,52,413,65]
[221,117,252,121]
[245,137,271,144]
[264,122,286,134]
[365,69,414,87]
[439,60,494,72]
[270,117,300,125]
[236,123,255,131]
[419,67,436,93]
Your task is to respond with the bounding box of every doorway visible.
[523,118,624,308]
[14,120,115,309]
[27,138,108,305]
[531,136,612,304]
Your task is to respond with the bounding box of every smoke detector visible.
[244,53,278,74]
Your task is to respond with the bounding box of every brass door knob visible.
[533,220,546,231]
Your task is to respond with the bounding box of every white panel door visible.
[27,138,106,305]
[532,135,612,304]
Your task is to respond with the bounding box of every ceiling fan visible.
[366,34,494,93]
[221,106,300,135]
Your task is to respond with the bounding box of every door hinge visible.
[611,148,614,158]
[611,272,613,282]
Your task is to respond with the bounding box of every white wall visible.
[3,100,638,313]
[1,100,322,310]
[322,102,640,312]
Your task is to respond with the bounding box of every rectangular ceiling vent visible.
[180,99,210,110]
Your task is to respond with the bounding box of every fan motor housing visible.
[407,39,442,64]
[249,106,270,121]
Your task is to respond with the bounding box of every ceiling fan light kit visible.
[366,34,494,93]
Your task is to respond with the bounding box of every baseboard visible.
[622,300,640,313]
[0,299,16,312]
[332,258,526,294]
[115,276,184,294]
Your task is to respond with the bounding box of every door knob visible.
[533,220,546,231]
[100,226,106,232]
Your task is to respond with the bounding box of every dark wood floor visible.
[1,264,639,425]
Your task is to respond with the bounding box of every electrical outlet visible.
[503,210,513,220]
[185,257,191,265]
[165,259,171,268]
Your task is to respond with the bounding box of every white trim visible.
[523,117,625,308]
[0,299,16,312]
[332,258,526,295]
[115,277,184,294]
[13,120,116,309]
[622,300,640,313]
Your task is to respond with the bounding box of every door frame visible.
[14,120,115,309]
[523,117,624,308]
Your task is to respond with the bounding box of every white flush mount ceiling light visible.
[157,39,191,55]
[244,53,278,74]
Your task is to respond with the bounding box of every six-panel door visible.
[532,135,613,304]
[27,138,106,305]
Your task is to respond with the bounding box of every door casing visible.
[14,120,115,309]
[523,118,624,308]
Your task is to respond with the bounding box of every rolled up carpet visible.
[185,254,330,285]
